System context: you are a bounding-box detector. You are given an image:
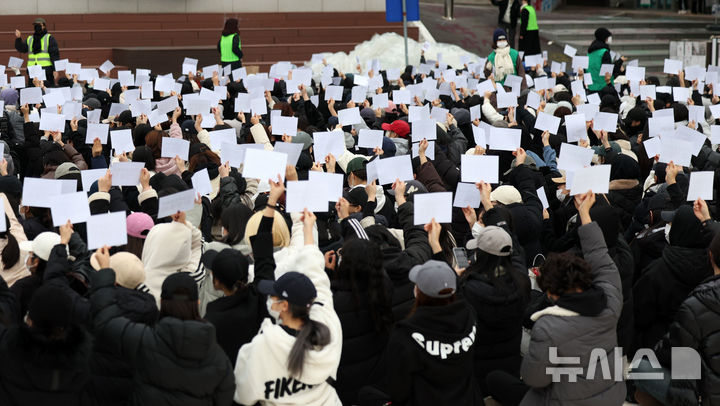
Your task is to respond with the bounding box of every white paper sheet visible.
[664,59,683,75]
[565,113,588,143]
[460,154,499,184]
[285,180,329,213]
[50,192,91,226]
[324,85,343,101]
[272,141,304,166]
[313,131,345,163]
[160,137,190,161]
[413,192,452,225]
[569,165,611,195]
[592,112,617,133]
[358,129,384,149]
[110,162,145,186]
[208,128,236,151]
[376,155,414,185]
[686,171,714,201]
[557,143,594,171]
[80,168,107,191]
[412,140,435,160]
[308,171,343,202]
[86,123,109,144]
[534,112,561,135]
[242,149,288,181]
[271,115,299,137]
[488,128,521,151]
[191,168,213,196]
[411,119,436,142]
[20,87,42,105]
[110,129,134,154]
[453,182,481,208]
[86,212,127,250]
[157,189,196,218]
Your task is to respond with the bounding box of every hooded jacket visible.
[372,299,483,406]
[90,268,236,406]
[142,221,203,306]
[0,323,94,406]
[520,222,625,406]
[233,244,343,406]
[87,287,159,406]
[655,274,720,406]
[633,208,717,350]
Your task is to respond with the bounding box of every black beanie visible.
[594,28,612,42]
[28,285,73,332]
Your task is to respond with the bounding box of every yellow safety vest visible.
[27,34,52,67]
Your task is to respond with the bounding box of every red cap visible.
[381,120,410,138]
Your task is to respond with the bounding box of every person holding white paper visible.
[587,27,624,92]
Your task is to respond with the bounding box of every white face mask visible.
[665,223,672,244]
[496,40,509,49]
[266,297,282,322]
[556,189,567,203]
[606,36,613,44]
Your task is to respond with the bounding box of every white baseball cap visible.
[19,232,61,261]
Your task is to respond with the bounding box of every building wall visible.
[0,0,386,14]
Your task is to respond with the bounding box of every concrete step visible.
[560,39,671,52]
[543,27,712,42]
[540,18,711,30]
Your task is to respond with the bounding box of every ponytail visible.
[287,303,331,378]
[1,215,19,269]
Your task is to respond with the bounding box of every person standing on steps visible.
[218,18,243,72]
[492,0,520,49]
[14,18,59,88]
[518,0,541,56]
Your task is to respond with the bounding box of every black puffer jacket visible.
[655,274,720,406]
[458,242,530,394]
[87,288,159,406]
[0,276,93,406]
[365,201,432,321]
[90,268,236,406]
[332,278,392,405]
[633,207,718,350]
[504,164,543,265]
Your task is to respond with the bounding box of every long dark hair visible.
[463,249,531,301]
[222,18,239,36]
[220,204,252,246]
[334,239,392,332]
[1,215,19,269]
[159,298,202,321]
[287,303,331,378]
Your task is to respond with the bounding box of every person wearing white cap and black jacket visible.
[12,230,61,320]
[456,224,531,396]
[359,252,483,406]
[233,209,343,406]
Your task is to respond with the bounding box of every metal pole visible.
[402,0,409,67]
[444,0,454,20]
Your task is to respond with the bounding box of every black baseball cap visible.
[257,271,317,307]
[161,272,199,301]
[343,187,368,207]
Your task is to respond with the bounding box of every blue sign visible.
[386,0,420,22]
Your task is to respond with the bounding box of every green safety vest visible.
[27,34,52,67]
[588,48,613,91]
[488,48,519,85]
[220,33,241,63]
[522,4,538,31]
